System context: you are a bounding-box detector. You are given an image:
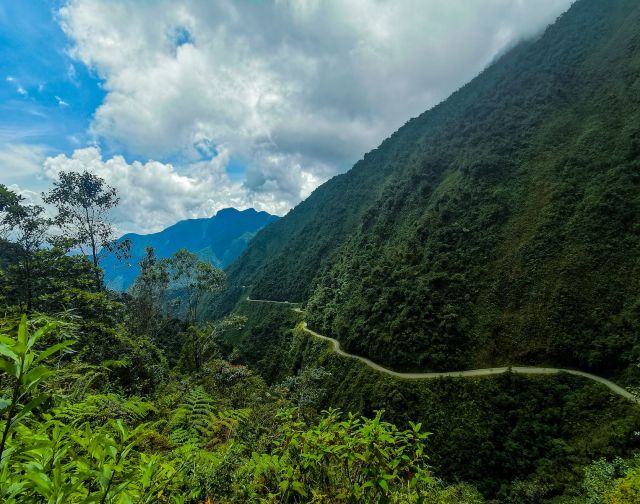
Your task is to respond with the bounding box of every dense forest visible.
[1,171,640,503]
[219,0,640,378]
[228,300,640,502]
[3,0,640,501]
[0,176,486,502]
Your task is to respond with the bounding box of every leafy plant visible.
[0,315,74,462]
[243,408,433,502]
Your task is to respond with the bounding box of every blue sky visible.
[0,0,104,156]
[0,0,574,234]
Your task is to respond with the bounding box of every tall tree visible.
[0,188,51,311]
[128,247,170,339]
[0,184,23,238]
[43,170,129,290]
[165,249,225,324]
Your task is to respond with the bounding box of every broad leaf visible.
[34,340,75,365]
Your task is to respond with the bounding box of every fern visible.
[167,387,250,448]
[55,394,157,426]
[202,408,251,448]
[167,387,217,446]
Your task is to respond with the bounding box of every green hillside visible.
[227,299,640,501]
[224,0,640,375]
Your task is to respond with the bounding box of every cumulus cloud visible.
[56,0,574,221]
[42,147,295,234]
[0,144,48,181]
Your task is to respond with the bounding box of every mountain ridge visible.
[219,0,640,377]
[102,207,279,290]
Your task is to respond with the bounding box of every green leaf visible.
[13,394,49,423]
[27,322,57,350]
[0,344,19,365]
[17,315,28,347]
[22,365,52,390]
[34,340,75,365]
[25,470,53,497]
[0,357,17,377]
[291,481,307,497]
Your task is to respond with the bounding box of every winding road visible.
[246,297,640,404]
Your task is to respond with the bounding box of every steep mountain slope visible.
[224,0,640,375]
[102,208,278,290]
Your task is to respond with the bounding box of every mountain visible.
[221,0,640,377]
[102,208,279,290]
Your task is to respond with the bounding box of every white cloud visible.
[0,144,48,181]
[55,95,70,107]
[42,146,294,234]
[6,75,29,96]
[58,0,575,215]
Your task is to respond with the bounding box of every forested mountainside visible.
[2,177,482,503]
[228,300,640,502]
[102,208,278,290]
[223,0,640,375]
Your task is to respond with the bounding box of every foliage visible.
[127,247,170,339]
[2,418,183,504]
[178,317,245,373]
[220,0,640,377]
[0,186,52,311]
[228,300,640,501]
[2,2,640,502]
[43,169,130,289]
[0,315,481,503]
[241,408,433,502]
[279,366,332,419]
[0,316,74,461]
[167,386,218,446]
[164,248,225,323]
[0,184,24,238]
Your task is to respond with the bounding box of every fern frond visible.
[55,394,157,426]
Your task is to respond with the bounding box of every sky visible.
[0,0,575,235]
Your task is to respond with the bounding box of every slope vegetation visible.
[224,0,640,376]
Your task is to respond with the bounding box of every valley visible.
[2,0,640,502]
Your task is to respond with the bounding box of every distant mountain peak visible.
[102,207,279,290]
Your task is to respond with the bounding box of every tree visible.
[0,190,51,311]
[128,247,170,339]
[43,170,129,290]
[279,366,332,419]
[164,249,225,324]
[181,316,245,373]
[0,185,22,239]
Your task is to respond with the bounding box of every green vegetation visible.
[2,170,637,502]
[0,181,481,503]
[43,170,131,290]
[228,300,640,501]
[3,0,640,501]
[220,0,640,379]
